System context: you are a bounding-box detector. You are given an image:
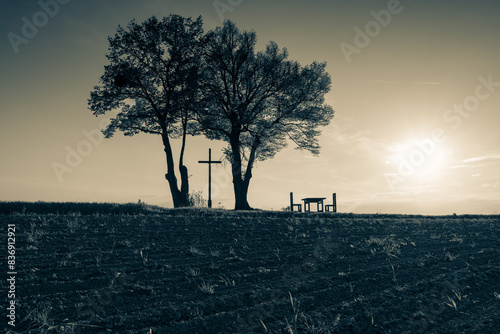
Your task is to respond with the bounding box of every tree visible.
[88,15,204,207]
[198,21,334,210]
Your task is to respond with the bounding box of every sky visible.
[1,0,499,214]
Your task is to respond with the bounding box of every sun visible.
[387,137,448,182]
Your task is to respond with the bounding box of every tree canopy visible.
[88,15,204,207]
[89,16,334,210]
[198,21,334,210]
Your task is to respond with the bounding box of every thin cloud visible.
[415,81,443,85]
[365,79,443,85]
[328,126,388,159]
[482,180,500,188]
[451,154,500,169]
[462,154,500,163]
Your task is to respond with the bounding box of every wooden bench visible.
[289,192,302,212]
[325,193,337,213]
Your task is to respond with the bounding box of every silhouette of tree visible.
[198,21,334,210]
[88,15,203,207]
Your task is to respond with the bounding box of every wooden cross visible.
[198,148,221,208]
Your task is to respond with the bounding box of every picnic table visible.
[302,197,326,213]
[289,192,337,213]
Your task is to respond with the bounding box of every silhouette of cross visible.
[198,148,221,208]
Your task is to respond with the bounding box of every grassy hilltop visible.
[2,202,499,333]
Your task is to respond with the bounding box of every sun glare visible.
[388,137,449,182]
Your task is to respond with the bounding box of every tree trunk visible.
[178,114,190,206]
[161,131,187,208]
[233,178,252,210]
[179,165,189,205]
[165,171,182,208]
[229,131,253,210]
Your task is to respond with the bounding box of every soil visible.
[2,211,499,333]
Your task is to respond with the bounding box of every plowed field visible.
[2,211,499,333]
